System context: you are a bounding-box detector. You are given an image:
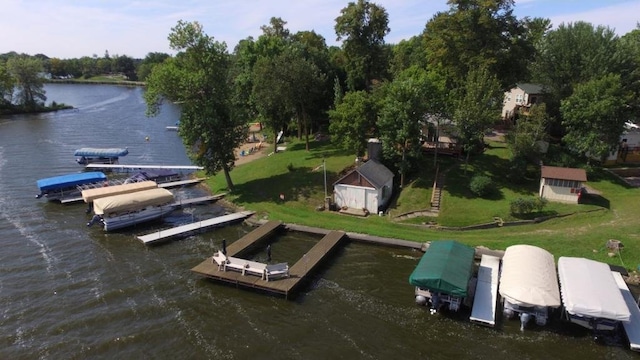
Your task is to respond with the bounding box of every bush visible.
[510,197,547,215]
[469,175,494,197]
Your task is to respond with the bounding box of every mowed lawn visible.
[204,136,640,271]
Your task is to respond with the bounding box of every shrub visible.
[510,197,547,215]
[469,175,494,197]
[287,163,295,172]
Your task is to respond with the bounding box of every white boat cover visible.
[557,257,630,322]
[499,245,561,308]
[93,188,174,215]
[82,181,158,202]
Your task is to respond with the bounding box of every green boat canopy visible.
[409,240,475,298]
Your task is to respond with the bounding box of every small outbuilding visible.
[539,166,587,204]
[333,158,394,214]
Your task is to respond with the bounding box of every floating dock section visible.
[171,194,223,208]
[470,254,501,327]
[612,271,640,352]
[191,222,346,298]
[137,211,255,245]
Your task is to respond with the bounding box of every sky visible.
[2,0,639,59]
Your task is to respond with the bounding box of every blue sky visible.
[2,0,638,59]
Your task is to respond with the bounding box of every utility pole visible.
[323,158,327,199]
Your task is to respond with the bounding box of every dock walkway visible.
[171,194,223,208]
[137,211,255,245]
[86,164,204,171]
[191,224,346,298]
[470,254,501,327]
[612,271,640,352]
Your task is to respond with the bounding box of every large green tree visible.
[531,21,627,130]
[328,90,378,156]
[144,20,245,190]
[378,66,430,187]
[335,0,390,91]
[560,73,631,163]
[6,56,46,109]
[505,103,549,162]
[423,0,535,90]
[452,66,502,168]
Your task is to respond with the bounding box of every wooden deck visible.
[191,226,346,298]
[137,211,255,245]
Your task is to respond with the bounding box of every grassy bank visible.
[204,137,640,271]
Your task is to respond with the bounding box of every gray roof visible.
[354,159,394,189]
[517,83,544,94]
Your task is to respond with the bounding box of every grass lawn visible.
[204,136,640,271]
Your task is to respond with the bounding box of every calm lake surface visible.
[0,84,636,359]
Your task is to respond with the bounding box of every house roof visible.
[334,159,394,189]
[541,166,587,182]
[516,83,544,95]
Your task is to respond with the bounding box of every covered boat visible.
[499,245,561,330]
[87,188,175,231]
[75,147,128,165]
[81,181,158,203]
[36,172,107,201]
[409,240,476,312]
[558,257,630,332]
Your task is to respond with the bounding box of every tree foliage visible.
[0,60,15,106]
[505,103,549,162]
[560,73,631,162]
[335,0,390,91]
[6,56,46,109]
[423,0,535,90]
[144,20,245,190]
[328,90,377,156]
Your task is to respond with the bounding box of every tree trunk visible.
[223,164,234,190]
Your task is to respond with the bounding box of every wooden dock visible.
[158,178,206,188]
[171,194,223,208]
[191,225,346,298]
[137,211,255,245]
[86,164,204,171]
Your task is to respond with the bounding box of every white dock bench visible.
[612,271,640,352]
[470,254,501,327]
[265,263,289,281]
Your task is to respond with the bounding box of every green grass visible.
[204,137,640,271]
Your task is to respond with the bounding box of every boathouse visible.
[333,158,394,215]
[539,166,587,204]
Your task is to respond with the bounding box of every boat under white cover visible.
[500,244,561,308]
[558,257,630,330]
[88,188,175,231]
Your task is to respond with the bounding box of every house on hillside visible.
[333,158,394,215]
[539,166,587,204]
[502,83,545,122]
[603,121,640,165]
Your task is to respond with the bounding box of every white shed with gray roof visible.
[333,159,394,214]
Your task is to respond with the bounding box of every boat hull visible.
[102,206,175,231]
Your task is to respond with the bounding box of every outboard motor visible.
[87,214,102,227]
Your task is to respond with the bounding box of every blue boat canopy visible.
[74,148,129,158]
[37,172,107,191]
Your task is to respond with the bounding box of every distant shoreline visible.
[47,79,145,86]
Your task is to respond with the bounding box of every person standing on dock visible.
[222,239,227,256]
[266,244,272,262]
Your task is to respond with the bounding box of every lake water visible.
[0,84,636,359]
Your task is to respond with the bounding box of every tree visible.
[328,90,377,156]
[136,52,170,81]
[560,74,631,163]
[378,66,430,187]
[335,0,390,91]
[531,21,625,131]
[423,0,535,90]
[144,20,246,190]
[0,60,15,106]
[452,66,502,169]
[6,56,46,109]
[505,103,549,162]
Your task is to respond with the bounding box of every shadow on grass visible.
[580,194,610,209]
[231,166,331,205]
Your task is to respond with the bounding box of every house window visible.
[515,94,524,104]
